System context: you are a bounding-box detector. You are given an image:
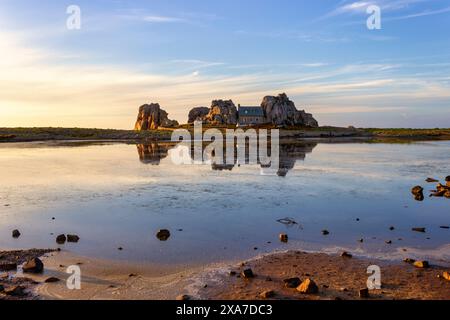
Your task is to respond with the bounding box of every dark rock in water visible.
[445,190,450,198]
[440,226,450,229]
[413,261,429,269]
[359,288,370,298]
[260,290,275,299]
[389,226,395,231]
[284,277,301,288]
[12,229,21,238]
[241,268,254,279]
[426,178,439,183]
[0,262,17,271]
[322,230,330,235]
[446,176,450,183]
[176,294,190,301]
[411,186,424,201]
[297,278,319,294]
[156,229,171,241]
[118,247,123,251]
[411,186,424,194]
[135,103,179,130]
[56,234,66,244]
[358,238,364,243]
[67,234,80,243]
[45,277,60,283]
[22,258,44,273]
[412,227,426,233]
[341,252,353,258]
[385,240,392,244]
[4,285,26,297]
[279,233,288,243]
[431,190,446,197]
[229,271,236,276]
[404,258,416,264]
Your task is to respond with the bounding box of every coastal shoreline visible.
[2,247,449,300]
[2,127,450,144]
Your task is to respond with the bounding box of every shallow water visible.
[0,140,449,265]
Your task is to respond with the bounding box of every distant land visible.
[1,127,450,143]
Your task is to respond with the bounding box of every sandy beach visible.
[2,247,449,300]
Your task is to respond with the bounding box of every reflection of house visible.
[238,105,266,126]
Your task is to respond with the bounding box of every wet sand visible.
[203,251,450,300]
[2,249,449,300]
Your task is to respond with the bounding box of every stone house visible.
[237,105,266,126]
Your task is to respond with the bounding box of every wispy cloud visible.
[385,6,450,21]
[142,15,187,23]
[321,0,432,19]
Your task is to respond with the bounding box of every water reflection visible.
[136,141,317,176]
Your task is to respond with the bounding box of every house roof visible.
[238,106,265,117]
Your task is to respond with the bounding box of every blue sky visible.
[0,0,449,128]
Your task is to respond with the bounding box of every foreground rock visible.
[259,290,275,299]
[135,103,179,130]
[22,258,44,273]
[260,93,318,127]
[413,261,430,269]
[297,278,319,294]
[283,277,301,288]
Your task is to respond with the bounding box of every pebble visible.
[241,268,254,279]
[279,234,288,243]
[259,290,275,299]
[283,277,301,288]
[359,288,370,298]
[413,261,430,269]
[341,251,353,258]
[297,278,319,294]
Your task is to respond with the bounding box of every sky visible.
[0,0,449,129]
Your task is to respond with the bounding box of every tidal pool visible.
[0,140,449,266]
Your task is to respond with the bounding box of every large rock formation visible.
[135,103,179,130]
[205,100,238,125]
[188,107,210,123]
[261,93,318,127]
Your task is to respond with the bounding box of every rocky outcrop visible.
[205,100,238,125]
[135,103,179,130]
[260,93,318,127]
[188,107,210,123]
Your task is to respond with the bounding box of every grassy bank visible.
[1,127,450,143]
[0,127,173,143]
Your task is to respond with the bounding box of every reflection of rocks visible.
[208,142,317,176]
[136,143,172,165]
[135,141,317,176]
